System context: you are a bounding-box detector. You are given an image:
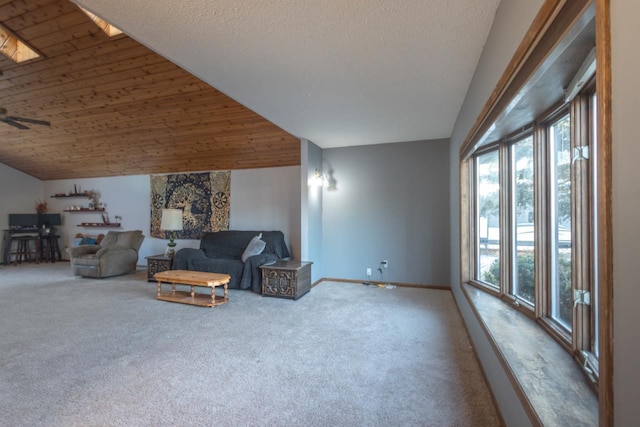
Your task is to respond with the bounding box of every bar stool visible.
[40,232,62,262]
[12,235,40,265]
[10,237,23,265]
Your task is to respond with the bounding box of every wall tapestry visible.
[150,171,230,239]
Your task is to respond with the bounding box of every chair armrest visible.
[68,245,100,258]
[95,245,137,258]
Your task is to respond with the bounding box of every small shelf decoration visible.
[35,199,47,214]
[79,222,121,228]
[88,190,103,210]
[51,186,91,198]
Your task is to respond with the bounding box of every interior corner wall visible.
[0,162,44,231]
[322,139,450,286]
[301,140,310,261]
[229,166,301,260]
[448,0,543,425]
[42,166,301,263]
[301,140,324,283]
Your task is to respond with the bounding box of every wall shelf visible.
[51,193,91,198]
[78,223,120,228]
[53,189,108,216]
[64,208,105,212]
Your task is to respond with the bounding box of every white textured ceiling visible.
[73,0,500,148]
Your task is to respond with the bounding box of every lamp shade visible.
[160,209,183,231]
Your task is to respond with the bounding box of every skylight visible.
[0,24,40,63]
[79,6,123,37]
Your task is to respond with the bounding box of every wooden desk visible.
[155,270,230,308]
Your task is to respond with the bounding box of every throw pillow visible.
[80,237,96,245]
[242,233,266,262]
[72,237,96,247]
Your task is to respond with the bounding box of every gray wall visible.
[323,139,450,285]
[229,166,301,260]
[448,0,543,425]
[611,0,640,423]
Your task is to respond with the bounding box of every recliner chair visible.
[68,230,144,278]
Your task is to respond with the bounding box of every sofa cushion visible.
[190,256,246,289]
[241,233,266,262]
[199,231,251,258]
[203,243,240,259]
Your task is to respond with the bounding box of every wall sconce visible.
[314,169,329,187]
[160,208,183,257]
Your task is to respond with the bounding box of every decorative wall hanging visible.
[150,171,231,239]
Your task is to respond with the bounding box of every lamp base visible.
[165,244,176,258]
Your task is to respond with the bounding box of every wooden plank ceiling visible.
[0,0,301,180]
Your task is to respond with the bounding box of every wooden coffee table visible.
[155,270,230,307]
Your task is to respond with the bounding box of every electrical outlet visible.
[367,268,372,276]
[382,260,388,268]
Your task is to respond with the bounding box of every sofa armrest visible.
[242,253,280,293]
[68,245,100,258]
[245,253,278,267]
[94,244,136,258]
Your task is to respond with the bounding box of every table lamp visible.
[160,208,183,257]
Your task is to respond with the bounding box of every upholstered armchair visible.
[68,230,145,278]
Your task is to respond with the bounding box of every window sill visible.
[462,283,597,426]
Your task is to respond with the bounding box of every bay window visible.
[468,95,598,383]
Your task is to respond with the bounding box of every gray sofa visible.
[68,230,145,278]
[172,230,290,293]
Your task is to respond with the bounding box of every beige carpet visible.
[0,263,500,426]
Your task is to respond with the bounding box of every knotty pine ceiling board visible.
[0,0,300,180]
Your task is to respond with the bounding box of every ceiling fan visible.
[0,107,50,129]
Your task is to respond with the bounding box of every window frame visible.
[471,144,502,294]
[508,133,536,309]
[537,106,575,347]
